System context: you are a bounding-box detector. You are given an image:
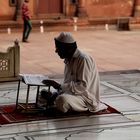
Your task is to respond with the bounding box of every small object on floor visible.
[21,107,46,114]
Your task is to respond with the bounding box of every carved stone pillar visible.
[77,0,87,17]
[134,0,140,16]
[16,0,23,21]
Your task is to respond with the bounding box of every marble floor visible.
[0,70,140,140]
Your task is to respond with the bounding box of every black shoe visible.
[40,89,52,100]
[40,89,58,106]
[22,39,29,43]
[40,89,53,106]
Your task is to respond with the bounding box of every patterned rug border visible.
[0,103,120,125]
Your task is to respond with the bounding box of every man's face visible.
[55,46,66,59]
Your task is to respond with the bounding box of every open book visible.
[20,74,48,86]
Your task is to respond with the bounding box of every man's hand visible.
[42,79,61,90]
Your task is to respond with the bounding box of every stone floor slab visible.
[0,70,140,139]
[102,95,140,113]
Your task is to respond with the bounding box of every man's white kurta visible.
[59,49,103,112]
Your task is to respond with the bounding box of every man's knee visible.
[55,95,70,113]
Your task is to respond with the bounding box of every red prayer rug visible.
[0,103,120,125]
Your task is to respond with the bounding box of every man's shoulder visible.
[73,50,94,67]
[77,49,92,60]
[74,49,86,57]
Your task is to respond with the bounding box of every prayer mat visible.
[0,103,120,125]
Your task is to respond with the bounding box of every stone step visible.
[1,17,140,33]
[0,18,89,32]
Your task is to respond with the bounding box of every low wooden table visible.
[16,74,49,111]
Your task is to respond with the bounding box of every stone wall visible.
[0,0,15,20]
[86,0,133,18]
[0,0,140,20]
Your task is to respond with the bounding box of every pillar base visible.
[16,15,22,22]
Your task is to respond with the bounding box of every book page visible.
[20,74,48,86]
